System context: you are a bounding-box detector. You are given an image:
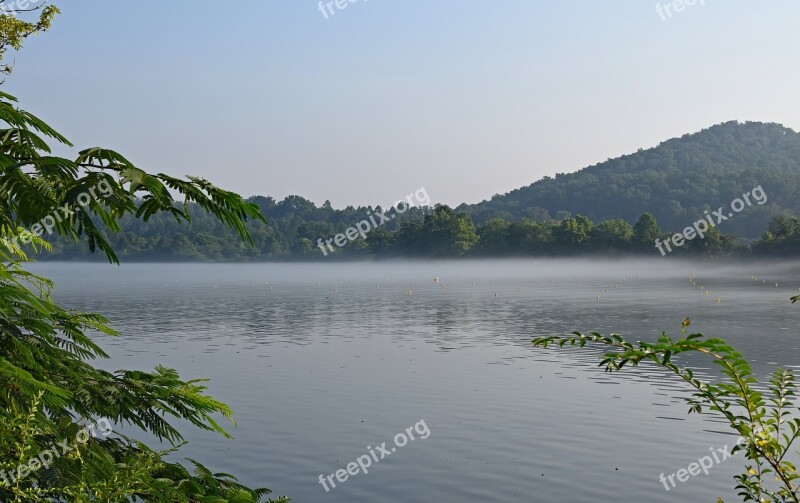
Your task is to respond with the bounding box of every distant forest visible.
[461,121,800,237]
[39,121,800,261]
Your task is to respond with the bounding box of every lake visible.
[27,259,800,502]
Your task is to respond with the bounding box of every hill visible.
[458,121,800,238]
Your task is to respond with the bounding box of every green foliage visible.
[19,119,800,260]
[553,214,593,250]
[39,199,800,259]
[43,206,800,260]
[462,121,800,238]
[0,1,60,75]
[0,8,286,500]
[591,218,633,251]
[754,215,800,256]
[475,218,510,255]
[20,119,800,261]
[412,205,478,257]
[633,213,661,251]
[533,318,800,502]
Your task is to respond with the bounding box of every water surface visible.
[28,259,800,502]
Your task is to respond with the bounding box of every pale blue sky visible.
[8,1,800,207]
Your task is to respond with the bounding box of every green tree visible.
[507,219,554,254]
[0,7,287,502]
[755,215,800,255]
[553,214,593,250]
[419,205,478,256]
[475,218,510,255]
[591,219,633,251]
[692,225,736,257]
[632,213,661,252]
[294,237,314,256]
[392,220,423,255]
[364,227,393,256]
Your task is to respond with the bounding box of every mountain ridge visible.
[458,121,800,237]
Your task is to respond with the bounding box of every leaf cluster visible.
[0,34,283,503]
[534,318,800,502]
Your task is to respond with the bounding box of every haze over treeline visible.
[43,121,800,261]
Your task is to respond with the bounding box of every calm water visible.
[27,259,800,502]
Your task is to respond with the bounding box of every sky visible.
[6,0,800,208]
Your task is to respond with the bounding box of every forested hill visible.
[40,121,800,261]
[458,121,800,237]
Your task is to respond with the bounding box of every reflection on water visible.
[28,259,800,502]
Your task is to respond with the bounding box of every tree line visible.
[39,199,800,261]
